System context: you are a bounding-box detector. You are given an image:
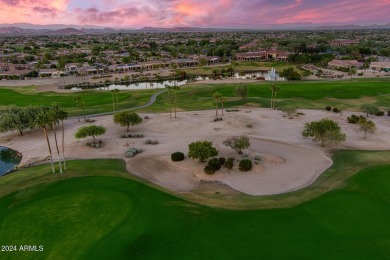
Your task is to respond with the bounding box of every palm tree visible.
[212,92,222,117]
[114,89,120,111]
[172,86,180,118]
[57,108,69,171]
[35,106,55,173]
[73,96,81,122]
[220,97,227,116]
[270,85,280,109]
[111,90,116,113]
[49,104,63,173]
[165,84,172,118]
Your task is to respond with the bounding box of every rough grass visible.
[0,151,390,259]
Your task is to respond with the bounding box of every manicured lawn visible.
[0,87,158,116]
[1,79,390,115]
[0,152,389,259]
[143,79,390,112]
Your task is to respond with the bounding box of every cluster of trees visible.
[280,67,301,81]
[0,104,69,173]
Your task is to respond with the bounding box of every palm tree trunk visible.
[174,90,177,118]
[43,127,55,173]
[116,92,119,111]
[52,122,63,173]
[167,90,172,118]
[61,119,66,171]
[215,100,218,117]
[112,92,115,113]
[222,102,224,116]
[270,90,274,109]
[273,92,278,110]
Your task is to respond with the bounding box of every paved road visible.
[72,90,166,119]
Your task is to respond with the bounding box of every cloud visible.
[0,0,388,27]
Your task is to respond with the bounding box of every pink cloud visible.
[0,0,388,27]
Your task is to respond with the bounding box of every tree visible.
[270,85,280,109]
[280,67,301,81]
[356,117,376,139]
[234,84,248,100]
[114,112,142,132]
[338,105,347,116]
[188,141,219,162]
[348,68,357,81]
[360,104,380,117]
[75,125,106,141]
[212,92,222,117]
[302,118,346,147]
[57,108,68,171]
[223,136,250,154]
[281,105,297,116]
[34,106,56,173]
[48,104,63,173]
[220,97,227,116]
[73,96,81,122]
[0,106,35,136]
[165,84,173,118]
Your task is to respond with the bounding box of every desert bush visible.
[86,140,103,148]
[218,157,226,165]
[171,152,185,162]
[239,159,253,172]
[224,158,234,169]
[388,111,390,116]
[325,106,332,111]
[333,107,340,113]
[188,141,218,162]
[208,158,222,171]
[204,165,216,175]
[120,133,144,138]
[347,115,360,124]
[125,147,142,158]
[246,124,253,128]
[375,111,385,116]
[254,155,261,161]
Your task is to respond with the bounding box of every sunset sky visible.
[0,0,389,28]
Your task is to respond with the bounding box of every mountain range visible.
[0,23,389,35]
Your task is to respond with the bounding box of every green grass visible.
[0,86,159,116]
[0,151,390,259]
[143,79,390,112]
[1,79,390,115]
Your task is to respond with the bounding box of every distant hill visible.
[0,23,389,35]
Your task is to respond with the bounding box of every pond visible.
[0,147,22,176]
[71,79,188,91]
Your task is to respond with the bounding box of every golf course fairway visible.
[0,158,389,259]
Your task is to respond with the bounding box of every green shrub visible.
[204,165,216,175]
[325,106,332,111]
[333,107,340,113]
[347,115,360,124]
[224,158,234,169]
[375,111,385,116]
[208,158,221,171]
[239,159,253,172]
[171,152,185,162]
[218,157,226,165]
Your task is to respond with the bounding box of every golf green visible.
[0,159,389,259]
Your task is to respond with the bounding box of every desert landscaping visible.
[2,107,389,196]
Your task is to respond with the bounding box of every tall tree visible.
[212,92,222,117]
[220,97,227,116]
[57,108,69,171]
[270,85,280,109]
[34,106,55,173]
[73,96,81,122]
[49,104,63,173]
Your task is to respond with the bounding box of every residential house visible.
[370,61,390,72]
